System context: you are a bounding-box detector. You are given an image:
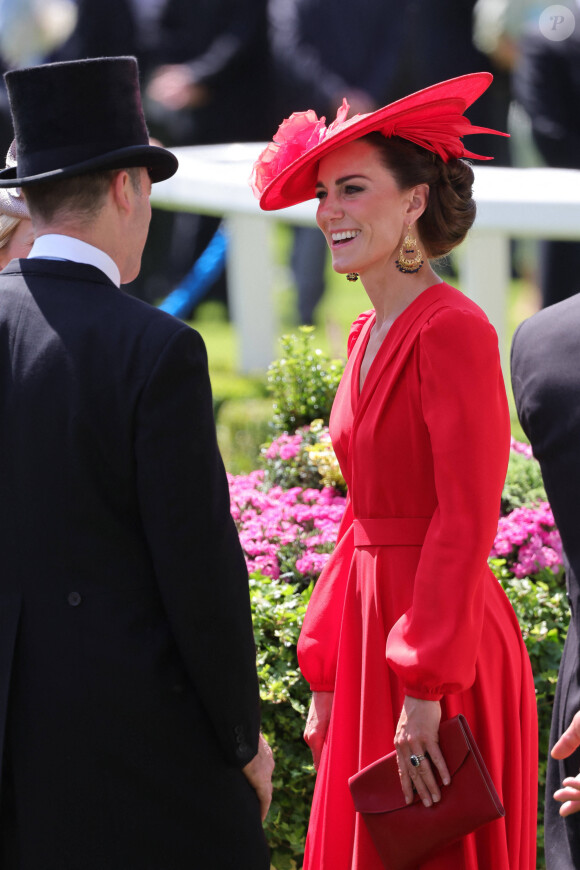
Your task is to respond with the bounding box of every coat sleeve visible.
[386,307,511,699]
[134,324,260,767]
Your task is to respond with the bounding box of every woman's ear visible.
[406,183,429,224]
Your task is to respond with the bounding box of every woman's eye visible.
[344,185,363,195]
[315,190,327,201]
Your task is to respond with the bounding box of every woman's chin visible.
[332,261,358,276]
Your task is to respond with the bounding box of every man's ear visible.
[110,169,133,214]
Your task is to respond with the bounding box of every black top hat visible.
[0,56,178,187]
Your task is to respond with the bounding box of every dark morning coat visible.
[0,258,269,869]
[511,295,580,870]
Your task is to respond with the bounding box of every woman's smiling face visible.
[315,139,420,280]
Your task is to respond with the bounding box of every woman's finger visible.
[409,752,441,806]
[396,751,417,805]
[424,740,451,788]
[400,749,436,807]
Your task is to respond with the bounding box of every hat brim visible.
[258,72,496,211]
[0,144,178,187]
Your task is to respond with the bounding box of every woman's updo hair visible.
[362,132,476,259]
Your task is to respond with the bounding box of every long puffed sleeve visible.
[385,307,510,699]
[298,494,354,691]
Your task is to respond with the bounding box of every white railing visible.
[152,143,580,373]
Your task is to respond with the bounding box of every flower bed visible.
[229,470,345,585]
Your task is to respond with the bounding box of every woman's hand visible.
[394,696,450,808]
[304,691,334,771]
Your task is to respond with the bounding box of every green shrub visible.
[250,574,314,870]
[490,558,568,868]
[267,328,344,435]
[260,421,346,494]
[502,448,547,513]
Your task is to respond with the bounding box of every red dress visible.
[297,283,538,870]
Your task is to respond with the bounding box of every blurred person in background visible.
[512,0,580,307]
[141,0,276,312]
[269,0,404,326]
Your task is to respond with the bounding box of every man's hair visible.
[23,167,143,225]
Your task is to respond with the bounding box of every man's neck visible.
[28,234,121,287]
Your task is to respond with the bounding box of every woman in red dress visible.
[252,74,538,869]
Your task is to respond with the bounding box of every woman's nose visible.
[317,194,344,222]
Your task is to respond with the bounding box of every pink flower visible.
[510,437,533,460]
[250,101,350,198]
[228,469,346,582]
[295,552,330,576]
[490,502,563,578]
[279,442,301,460]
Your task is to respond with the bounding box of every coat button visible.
[67,592,82,607]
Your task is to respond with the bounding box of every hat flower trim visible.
[250,99,354,198]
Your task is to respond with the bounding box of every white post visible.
[459,230,511,378]
[225,214,276,373]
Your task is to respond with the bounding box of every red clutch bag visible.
[348,714,505,870]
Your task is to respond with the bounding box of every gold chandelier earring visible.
[346,272,359,282]
[396,225,424,274]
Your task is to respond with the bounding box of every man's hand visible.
[242,733,275,822]
[552,711,580,816]
[304,691,333,771]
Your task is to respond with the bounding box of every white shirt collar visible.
[29,234,121,288]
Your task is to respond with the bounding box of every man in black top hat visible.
[0,56,272,869]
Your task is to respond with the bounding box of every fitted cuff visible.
[403,686,444,702]
[309,682,335,693]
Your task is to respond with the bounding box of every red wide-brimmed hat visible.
[251,72,508,211]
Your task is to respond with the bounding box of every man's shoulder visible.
[0,258,199,350]
[514,294,580,350]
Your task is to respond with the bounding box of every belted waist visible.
[353,517,431,547]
